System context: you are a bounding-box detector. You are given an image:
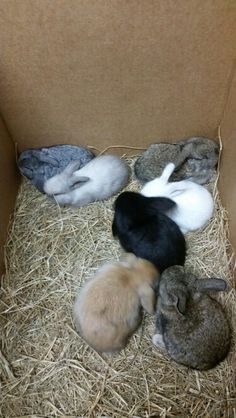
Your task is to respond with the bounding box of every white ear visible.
[119,253,137,268]
[160,163,175,183]
[64,160,81,175]
[68,175,90,189]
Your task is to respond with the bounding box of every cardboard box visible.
[0,0,236,276]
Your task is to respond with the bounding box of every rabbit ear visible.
[160,163,175,182]
[139,285,156,315]
[173,147,190,168]
[68,176,90,190]
[173,292,187,315]
[196,278,227,293]
[64,160,81,175]
[119,253,137,267]
[149,196,176,212]
[39,155,59,167]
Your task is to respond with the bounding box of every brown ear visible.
[139,285,156,315]
[196,278,227,294]
[173,292,187,315]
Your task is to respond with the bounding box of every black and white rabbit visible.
[153,265,231,370]
[112,191,186,273]
[44,155,130,207]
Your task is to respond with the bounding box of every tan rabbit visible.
[153,266,231,370]
[74,253,159,353]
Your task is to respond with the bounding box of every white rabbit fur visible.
[74,253,159,353]
[141,163,214,234]
[44,155,129,207]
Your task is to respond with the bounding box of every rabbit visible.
[17,145,95,192]
[153,265,231,371]
[134,143,181,183]
[141,162,214,234]
[112,191,186,273]
[43,155,130,207]
[74,253,159,353]
[134,137,219,184]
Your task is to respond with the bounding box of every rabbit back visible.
[142,178,214,233]
[112,193,186,272]
[165,181,214,232]
[74,266,143,352]
[134,143,181,182]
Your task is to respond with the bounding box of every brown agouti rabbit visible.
[74,253,159,353]
[134,137,219,184]
[153,265,231,370]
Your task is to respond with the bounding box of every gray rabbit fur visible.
[134,137,219,184]
[17,145,95,192]
[153,266,231,370]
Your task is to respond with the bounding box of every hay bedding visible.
[0,157,235,418]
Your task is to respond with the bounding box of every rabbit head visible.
[158,266,188,315]
[118,253,160,315]
[44,160,89,195]
[120,253,159,289]
[158,265,228,315]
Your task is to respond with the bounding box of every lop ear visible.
[139,284,156,315]
[173,291,187,315]
[119,253,137,268]
[196,278,227,294]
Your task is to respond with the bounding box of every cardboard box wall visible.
[0,0,236,277]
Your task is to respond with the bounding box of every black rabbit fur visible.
[112,191,186,273]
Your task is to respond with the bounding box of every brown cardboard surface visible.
[0,117,19,277]
[220,67,236,259]
[0,1,236,151]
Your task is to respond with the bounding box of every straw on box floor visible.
[0,158,235,418]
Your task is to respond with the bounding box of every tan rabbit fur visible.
[74,254,159,353]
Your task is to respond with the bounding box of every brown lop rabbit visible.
[74,253,159,353]
[153,265,231,370]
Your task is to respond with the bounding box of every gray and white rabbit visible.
[153,265,231,371]
[74,253,159,353]
[134,137,219,184]
[17,145,95,192]
[44,154,130,207]
[141,162,214,233]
